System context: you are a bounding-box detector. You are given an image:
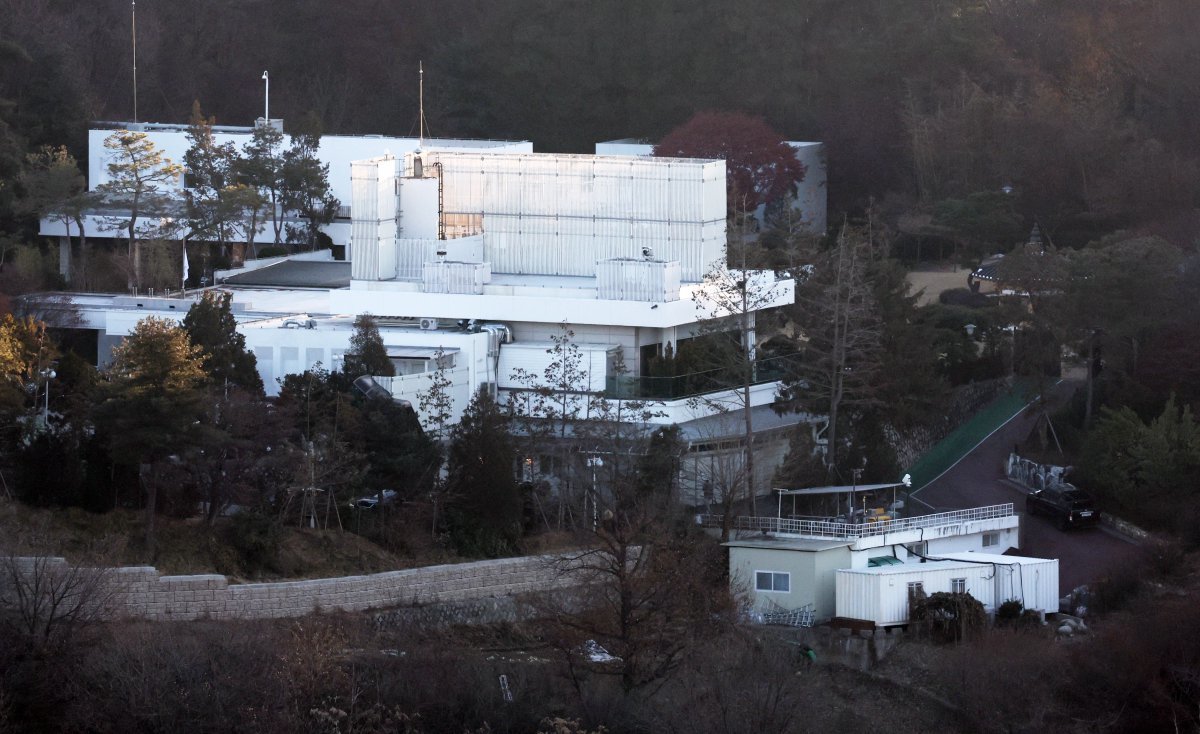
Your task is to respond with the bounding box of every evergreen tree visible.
[444,388,522,557]
[344,314,394,377]
[94,316,210,555]
[181,290,263,394]
[95,130,183,289]
[17,146,91,287]
[241,122,288,246]
[282,112,339,250]
[184,101,264,255]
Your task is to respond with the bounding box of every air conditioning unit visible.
[419,317,439,331]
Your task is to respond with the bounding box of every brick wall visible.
[3,554,588,623]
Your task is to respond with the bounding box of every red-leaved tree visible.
[654,111,805,212]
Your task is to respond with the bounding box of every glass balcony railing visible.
[605,352,801,401]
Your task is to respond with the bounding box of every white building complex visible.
[41,121,827,505]
[721,499,1058,626]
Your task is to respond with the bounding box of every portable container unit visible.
[835,555,1060,626]
[933,552,1059,614]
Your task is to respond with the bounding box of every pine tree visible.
[344,314,394,377]
[181,290,263,394]
[95,316,209,555]
[444,388,522,557]
[96,130,183,289]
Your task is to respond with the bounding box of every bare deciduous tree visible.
[0,542,120,646]
[778,221,885,472]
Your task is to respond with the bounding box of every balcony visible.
[700,503,1017,541]
[605,352,801,400]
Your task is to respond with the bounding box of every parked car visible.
[349,489,398,510]
[1026,485,1099,530]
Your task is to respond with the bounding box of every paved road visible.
[911,380,1146,596]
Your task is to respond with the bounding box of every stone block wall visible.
[3,554,588,623]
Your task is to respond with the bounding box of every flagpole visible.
[182,237,189,291]
[132,1,138,123]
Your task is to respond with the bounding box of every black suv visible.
[1026,485,1099,529]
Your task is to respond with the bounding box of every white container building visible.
[834,553,1060,627]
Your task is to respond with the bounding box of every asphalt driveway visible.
[910,380,1146,595]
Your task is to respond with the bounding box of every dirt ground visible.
[906,264,971,306]
[0,499,411,580]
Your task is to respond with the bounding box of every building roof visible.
[774,483,907,497]
[930,552,1055,566]
[838,552,1055,576]
[220,260,351,289]
[678,405,813,442]
[722,538,853,552]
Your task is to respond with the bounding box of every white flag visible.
[182,241,189,284]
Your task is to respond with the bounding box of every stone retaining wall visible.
[3,554,585,623]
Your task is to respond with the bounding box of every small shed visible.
[835,554,1059,627]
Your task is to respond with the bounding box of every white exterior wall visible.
[836,564,996,626]
[414,151,726,282]
[350,157,400,281]
[239,323,490,398]
[595,139,827,235]
[397,176,439,239]
[594,141,653,156]
[834,555,1058,625]
[376,365,474,428]
[87,127,531,205]
[936,553,1059,613]
[40,212,352,248]
[497,342,616,393]
[595,259,682,302]
[729,545,852,618]
[841,514,1021,555]
[923,524,1019,557]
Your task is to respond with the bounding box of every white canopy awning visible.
[774,483,906,497]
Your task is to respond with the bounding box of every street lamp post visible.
[586,455,603,531]
[261,71,269,122]
[39,368,56,424]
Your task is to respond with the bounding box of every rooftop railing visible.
[700,503,1015,540]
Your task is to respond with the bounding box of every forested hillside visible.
[1,0,1198,236]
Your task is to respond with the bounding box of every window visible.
[983,532,999,548]
[755,571,790,593]
[951,578,967,594]
[907,581,925,601]
[904,541,928,558]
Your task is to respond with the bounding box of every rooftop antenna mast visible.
[418,60,425,148]
[131,1,138,122]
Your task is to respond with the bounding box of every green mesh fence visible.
[906,381,1035,491]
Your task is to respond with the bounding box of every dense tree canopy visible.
[344,314,394,378]
[181,290,263,394]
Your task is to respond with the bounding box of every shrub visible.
[939,287,991,308]
[911,591,987,643]
[230,511,282,573]
[996,599,1024,626]
[257,245,289,259]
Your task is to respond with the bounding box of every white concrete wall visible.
[87,127,531,206]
